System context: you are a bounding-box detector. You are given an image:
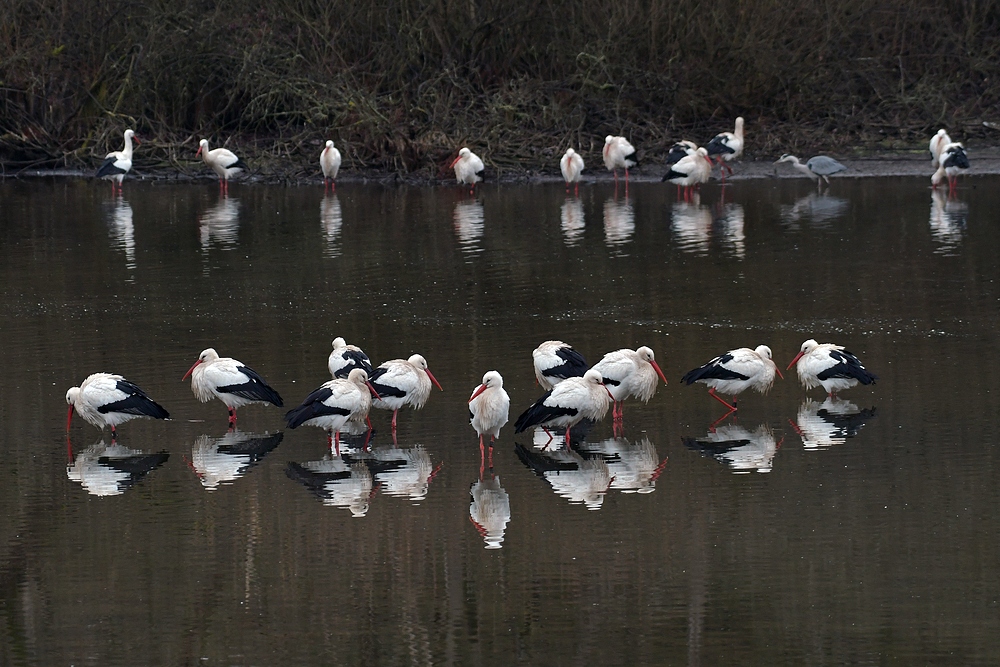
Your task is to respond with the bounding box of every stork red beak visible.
[195,145,203,158]
[650,360,668,385]
[182,359,202,380]
[786,350,805,371]
[367,382,381,400]
[469,384,487,403]
[425,368,444,391]
[449,155,461,169]
[133,136,141,146]
[66,405,74,432]
[775,366,784,380]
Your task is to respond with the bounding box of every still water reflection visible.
[2,175,1000,665]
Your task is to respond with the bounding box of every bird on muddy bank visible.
[320,140,342,191]
[182,348,283,425]
[681,345,782,414]
[451,147,484,195]
[786,339,877,397]
[96,129,139,194]
[774,154,847,187]
[197,139,248,194]
[705,117,744,180]
[66,372,169,437]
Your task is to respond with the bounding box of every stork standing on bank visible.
[681,345,782,413]
[196,139,248,194]
[451,147,484,195]
[328,337,374,379]
[66,373,169,437]
[704,117,744,180]
[368,354,444,431]
[931,142,970,194]
[320,140,342,192]
[591,346,668,423]
[603,135,637,191]
[774,154,847,188]
[514,369,613,445]
[532,340,589,391]
[929,129,952,168]
[662,147,713,201]
[468,371,510,465]
[182,348,283,425]
[786,339,877,397]
[95,129,139,194]
[285,368,380,453]
[560,148,585,196]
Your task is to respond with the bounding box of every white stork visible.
[786,339,877,397]
[320,140,342,191]
[929,129,952,168]
[468,371,510,462]
[603,135,637,190]
[66,372,169,437]
[328,337,374,379]
[182,348,283,425]
[560,148,585,196]
[662,147,712,201]
[285,368,379,453]
[590,346,668,423]
[514,369,613,445]
[196,139,248,194]
[532,340,589,391]
[704,117,744,179]
[95,129,139,194]
[368,354,444,431]
[450,147,484,194]
[931,142,970,194]
[681,345,782,412]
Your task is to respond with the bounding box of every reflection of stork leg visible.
[709,407,738,431]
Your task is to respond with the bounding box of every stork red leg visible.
[708,387,737,411]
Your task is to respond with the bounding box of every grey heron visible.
[775,154,847,186]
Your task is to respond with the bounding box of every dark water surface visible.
[1,176,998,665]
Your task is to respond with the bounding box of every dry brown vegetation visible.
[2,0,999,178]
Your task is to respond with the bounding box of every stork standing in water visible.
[591,346,668,424]
[182,348,283,425]
[468,371,510,466]
[560,148,585,196]
[704,117,744,180]
[666,140,698,165]
[931,142,970,195]
[662,147,712,201]
[451,147,484,195]
[328,337,374,379]
[514,369,613,446]
[786,339,877,397]
[929,129,952,168]
[320,140,342,191]
[603,135,637,192]
[196,139,248,194]
[681,345,782,414]
[775,154,847,188]
[66,373,169,437]
[368,354,444,432]
[95,129,139,194]
[532,340,589,391]
[285,369,380,453]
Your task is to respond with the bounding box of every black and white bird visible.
[666,140,698,165]
[929,129,952,168]
[196,139,248,194]
[560,148,585,196]
[590,346,668,422]
[786,339,877,397]
[95,129,139,194]
[931,142,970,194]
[662,147,712,200]
[704,117,744,179]
[775,154,847,187]
[681,345,782,412]
[369,354,444,431]
[66,373,169,437]
[468,371,510,456]
[603,135,637,188]
[285,368,379,451]
[328,337,374,379]
[320,140,342,191]
[532,340,589,391]
[514,369,613,445]
[182,348,283,425]
[450,147,485,194]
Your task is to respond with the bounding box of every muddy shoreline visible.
[6,148,1000,187]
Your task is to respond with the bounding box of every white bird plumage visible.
[451,147,485,194]
[66,372,169,436]
[560,148,585,195]
[285,368,377,451]
[196,139,248,193]
[786,339,878,396]
[929,129,952,168]
[328,337,374,379]
[468,371,510,452]
[591,346,668,422]
[603,135,637,188]
[320,140,342,191]
[681,345,782,411]
[95,129,139,193]
[182,348,283,425]
[662,147,713,200]
[369,354,444,430]
[514,369,613,444]
[704,117,744,178]
[532,340,589,391]
[931,142,970,193]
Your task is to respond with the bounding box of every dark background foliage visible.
[2,0,998,175]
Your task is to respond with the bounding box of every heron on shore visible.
[775,154,847,187]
